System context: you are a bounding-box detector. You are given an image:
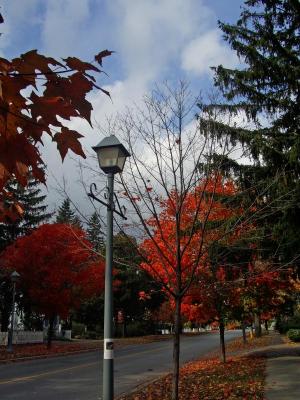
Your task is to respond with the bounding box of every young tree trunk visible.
[219,320,226,363]
[242,320,247,344]
[254,313,262,337]
[122,321,126,338]
[264,320,269,334]
[0,309,9,332]
[47,315,55,349]
[172,296,181,400]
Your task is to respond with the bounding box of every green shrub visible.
[54,335,72,342]
[84,331,99,339]
[95,324,103,335]
[125,320,154,337]
[72,322,86,337]
[287,329,300,342]
[276,314,300,334]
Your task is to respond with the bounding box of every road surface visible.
[0,331,240,400]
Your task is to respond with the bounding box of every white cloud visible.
[79,0,216,135]
[113,0,214,82]
[41,0,91,56]
[181,29,239,76]
[35,0,222,214]
[0,0,41,54]
[1,0,244,216]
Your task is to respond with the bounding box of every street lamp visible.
[7,270,20,352]
[92,135,130,400]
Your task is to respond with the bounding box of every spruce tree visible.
[86,212,104,251]
[209,0,300,265]
[72,212,104,333]
[56,198,76,224]
[113,232,164,336]
[0,175,52,250]
[56,198,84,231]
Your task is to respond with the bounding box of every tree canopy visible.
[2,223,105,320]
[212,0,300,267]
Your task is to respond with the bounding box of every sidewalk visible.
[248,332,300,399]
[266,355,300,399]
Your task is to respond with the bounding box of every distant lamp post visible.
[7,270,20,352]
[90,135,130,400]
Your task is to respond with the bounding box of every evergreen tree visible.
[73,231,164,335]
[86,212,104,251]
[0,175,52,250]
[113,232,164,336]
[56,198,76,224]
[209,0,300,266]
[70,212,104,332]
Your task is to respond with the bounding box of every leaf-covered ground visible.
[118,356,265,400]
[0,342,99,361]
[117,333,280,400]
[208,332,283,358]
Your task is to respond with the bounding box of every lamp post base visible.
[103,358,114,400]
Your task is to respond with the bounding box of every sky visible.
[0,0,245,219]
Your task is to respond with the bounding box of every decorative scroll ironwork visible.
[88,183,127,220]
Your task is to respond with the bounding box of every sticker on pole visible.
[104,338,114,359]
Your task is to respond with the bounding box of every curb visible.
[0,332,211,365]
[0,347,101,364]
[115,373,170,400]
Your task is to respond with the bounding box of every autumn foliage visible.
[140,176,244,295]
[2,223,105,319]
[119,355,266,400]
[139,174,295,363]
[140,173,294,336]
[0,12,112,220]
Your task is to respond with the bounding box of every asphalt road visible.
[0,331,241,400]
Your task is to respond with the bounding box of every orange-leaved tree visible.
[181,263,246,363]
[141,175,251,363]
[0,14,112,220]
[242,259,294,337]
[2,223,105,347]
[115,82,253,400]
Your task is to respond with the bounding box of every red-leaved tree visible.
[2,223,104,347]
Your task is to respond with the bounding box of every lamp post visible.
[7,270,20,352]
[91,135,130,400]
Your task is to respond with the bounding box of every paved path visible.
[0,331,240,400]
[266,356,300,399]
[248,332,300,400]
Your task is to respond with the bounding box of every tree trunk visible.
[47,315,55,349]
[0,309,9,332]
[254,313,261,337]
[242,320,247,344]
[264,320,269,334]
[122,321,126,338]
[172,296,181,400]
[219,320,226,363]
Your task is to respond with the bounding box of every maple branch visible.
[0,69,74,77]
